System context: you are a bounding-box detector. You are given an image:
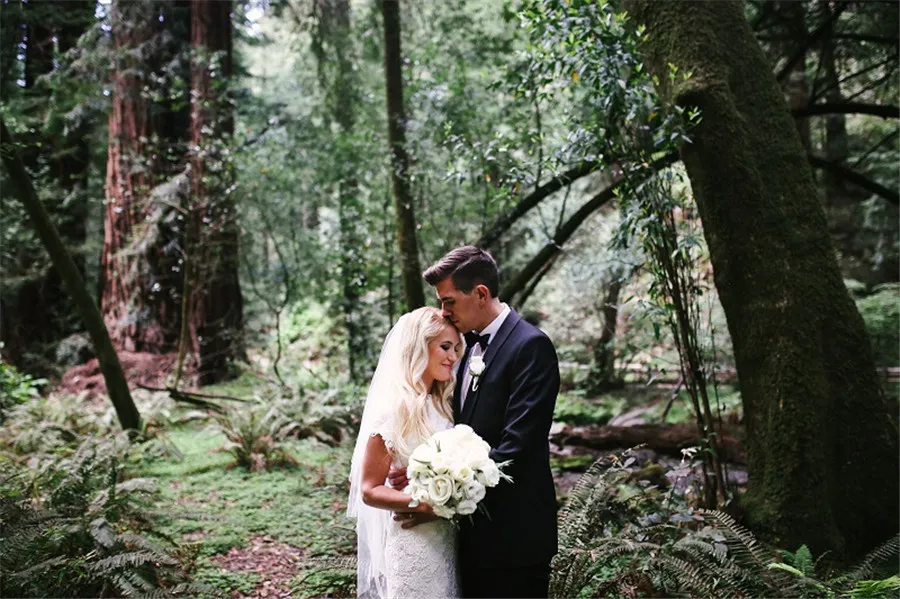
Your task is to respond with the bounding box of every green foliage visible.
[551,450,900,598]
[856,283,900,368]
[0,436,200,598]
[553,391,626,425]
[214,400,300,472]
[0,358,47,423]
[294,558,356,598]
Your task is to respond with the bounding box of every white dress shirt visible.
[460,303,511,408]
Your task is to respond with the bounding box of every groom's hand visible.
[395,511,439,529]
[387,466,408,490]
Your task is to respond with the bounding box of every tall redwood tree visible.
[186,0,243,384]
[101,0,189,353]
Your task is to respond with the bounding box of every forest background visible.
[1,0,898,597]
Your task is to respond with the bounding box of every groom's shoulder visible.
[511,312,556,349]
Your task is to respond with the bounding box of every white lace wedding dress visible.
[348,313,461,599]
[378,401,458,599]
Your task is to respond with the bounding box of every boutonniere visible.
[468,355,485,391]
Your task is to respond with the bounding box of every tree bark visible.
[101,0,188,354]
[312,0,373,382]
[552,422,745,465]
[1,119,141,431]
[381,0,425,310]
[624,0,898,559]
[188,0,243,385]
[587,269,625,394]
[776,1,810,150]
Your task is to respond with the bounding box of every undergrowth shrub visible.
[856,283,899,369]
[0,358,48,424]
[0,435,205,597]
[551,450,900,598]
[215,400,300,472]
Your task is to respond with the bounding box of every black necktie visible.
[464,332,490,351]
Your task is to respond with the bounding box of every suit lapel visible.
[459,310,522,424]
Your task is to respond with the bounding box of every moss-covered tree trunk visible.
[187,0,244,385]
[2,119,141,431]
[624,0,899,559]
[381,0,425,310]
[313,0,373,382]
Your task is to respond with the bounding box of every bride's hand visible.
[387,466,408,489]
[396,503,439,529]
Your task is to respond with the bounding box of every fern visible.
[834,534,900,590]
[848,575,900,598]
[0,436,193,598]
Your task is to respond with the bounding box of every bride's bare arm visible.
[360,435,434,515]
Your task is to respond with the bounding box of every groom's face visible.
[434,277,481,333]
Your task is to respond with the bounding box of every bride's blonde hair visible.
[392,306,458,460]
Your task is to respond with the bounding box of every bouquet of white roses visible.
[407,424,511,519]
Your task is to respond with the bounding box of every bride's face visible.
[424,324,462,386]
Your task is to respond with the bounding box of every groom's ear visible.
[474,284,491,302]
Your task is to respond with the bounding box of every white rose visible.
[464,480,486,503]
[454,424,474,436]
[450,464,475,484]
[452,480,465,501]
[411,443,438,466]
[457,500,477,515]
[411,487,430,503]
[430,452,452,474]
[433,505,455,519]
[468,355,485,376]
[407,459,428,478]
[480,462,501,487]
[427,474,455,505]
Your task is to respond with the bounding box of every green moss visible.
[551,454,596,472]
[554,392,628,425]
[135,424,356,596]
[194,566,261,597]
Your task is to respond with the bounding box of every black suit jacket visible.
[454,310,560,569]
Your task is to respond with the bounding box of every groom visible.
[393,245,560,598]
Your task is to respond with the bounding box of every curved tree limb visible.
[793,102,900,119]
[775,1,848,83]
[808,154,899,206]
[501,153,678,303]
[0,119,141,431]
[477,159,600,250]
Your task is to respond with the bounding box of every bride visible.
[347,307,463,598]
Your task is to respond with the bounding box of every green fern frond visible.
[848,575,900,598]
[87,549,178,572]
[832,534,900,592]
[698,509,771,568]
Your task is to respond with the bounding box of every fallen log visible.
[551,422,746,464]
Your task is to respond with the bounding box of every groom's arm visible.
[489,335,560,466]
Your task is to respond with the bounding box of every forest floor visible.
[138,426,357,598]
[131,382,747,598]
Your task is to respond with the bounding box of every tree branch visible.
[808,155,899,206]
[501,153,678,303]
[775,1,848,83]
[793,102,900,119]
[476,160,599,250]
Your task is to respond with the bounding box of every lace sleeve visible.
[369,410,397,453]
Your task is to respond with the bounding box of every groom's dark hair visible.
[423,245,500,297]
